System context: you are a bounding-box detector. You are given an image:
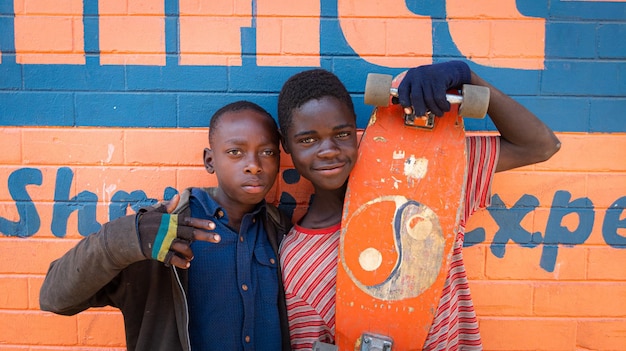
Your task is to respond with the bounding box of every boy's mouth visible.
[315,162,348,176]
[242,186,264,194]
[241,181,266,194]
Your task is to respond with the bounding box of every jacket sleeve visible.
[39,214,146,315]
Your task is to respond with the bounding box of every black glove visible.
[136,205,194,265]
[397,61,471,117]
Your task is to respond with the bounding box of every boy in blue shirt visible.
[40,101,292,351]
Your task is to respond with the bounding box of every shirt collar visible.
[190,187,266,220]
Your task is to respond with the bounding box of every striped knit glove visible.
[136,205,194,265]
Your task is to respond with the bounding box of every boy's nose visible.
[317,139,340,158]
[244,156,262,174]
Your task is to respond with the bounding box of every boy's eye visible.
[261,149,277,156]
[299,137,316,144]
[227,149,243,156]
[336,131,351,138]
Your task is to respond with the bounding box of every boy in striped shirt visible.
[276,62,560,350]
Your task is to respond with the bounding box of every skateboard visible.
[332,71,489,350]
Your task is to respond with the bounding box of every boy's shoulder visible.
[172,187,197,214]
[173,187,215,214]
[265,203,290,230]
[264,203,292,251]
[265,202,292,235]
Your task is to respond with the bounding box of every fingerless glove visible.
[136,206,194,265]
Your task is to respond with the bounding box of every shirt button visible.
[245,336,251,343]
[240,236,244,242]
[270,258,275,265]
[217,210,224,218]
[252,218,256,223]
[242,284,248,291]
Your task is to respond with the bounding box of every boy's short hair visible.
[277,69,356,138]
[209,100,278,144]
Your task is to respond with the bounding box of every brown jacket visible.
[39,187,292,351]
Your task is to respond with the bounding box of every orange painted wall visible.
[1,0,626,350]
[1,128,625,350]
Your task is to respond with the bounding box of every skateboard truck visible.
[393,89,465,128]
[364,73,490,129]
[312,341,338,351]
[311,333,393,351]
[401,108,436,129]
[360,333,393,351]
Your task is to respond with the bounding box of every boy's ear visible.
[203,148,215,174]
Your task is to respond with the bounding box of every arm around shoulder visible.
[39,214,145,315]
[469,71,561,172]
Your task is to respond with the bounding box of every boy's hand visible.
[137,194,220,269]
[397,61,471,117]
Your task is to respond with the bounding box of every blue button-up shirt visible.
[187,188,281,351]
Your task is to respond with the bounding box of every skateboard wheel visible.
[458,84,490,118]
[364,73,393,107]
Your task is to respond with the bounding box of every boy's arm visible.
[397,61,560,172]
[39,215,145,315]
[468,71,561,172]
[40,194,220,315]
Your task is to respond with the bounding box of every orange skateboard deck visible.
[333,72,488,350]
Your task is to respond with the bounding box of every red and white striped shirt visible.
[279,223,341,350]
[280,136,500,350]
[422,136,499,350]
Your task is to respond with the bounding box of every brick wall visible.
[1,0,625,350]
[1,128,624,350]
